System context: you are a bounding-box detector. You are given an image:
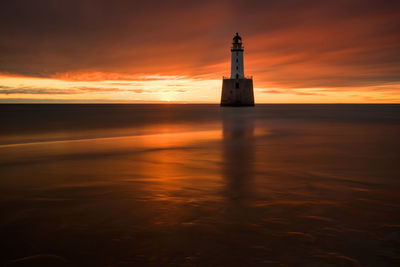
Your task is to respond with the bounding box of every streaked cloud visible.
[260,89,323,96]
[0,87,80,95]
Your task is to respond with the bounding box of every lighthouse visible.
[231,33,244,79]
[221,33,255,106]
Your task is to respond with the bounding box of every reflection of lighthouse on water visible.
[221,111,256,201]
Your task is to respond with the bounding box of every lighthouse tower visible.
[221,33,254,106]
[231,33,244,79]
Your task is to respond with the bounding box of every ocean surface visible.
[1,104,400,266]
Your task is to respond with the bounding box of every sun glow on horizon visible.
[0,75,220,103]
[0,74,399,103]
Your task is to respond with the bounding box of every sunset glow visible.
[1,74,399,103]
[1,0,400,103]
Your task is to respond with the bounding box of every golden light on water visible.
[1,103,400,265]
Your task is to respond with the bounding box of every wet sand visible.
[1,104,400,266]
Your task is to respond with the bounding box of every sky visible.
[1,0,400,103]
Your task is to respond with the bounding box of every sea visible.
[0,104,400,266]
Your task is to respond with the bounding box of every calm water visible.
[1,104,400,266]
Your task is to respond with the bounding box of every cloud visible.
[74,87,122,92]
[0,86,80,95]
[0,85,131,95]
[260,89,323,96]
[0,0,399,92]
[260,90,285,94]
[128,89,145,94]
[0,84,187,96]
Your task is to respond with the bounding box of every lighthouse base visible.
[220,78,254,106]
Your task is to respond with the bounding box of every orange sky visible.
[1,0,400,103]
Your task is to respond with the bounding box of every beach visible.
[1,104,400,266]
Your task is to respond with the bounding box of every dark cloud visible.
[0,85,185,95]
[0,86,80,95]
[1,0,400,89]
[0,98,141,103]
[0,86,124,95]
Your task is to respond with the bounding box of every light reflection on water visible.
[0,104,400,266]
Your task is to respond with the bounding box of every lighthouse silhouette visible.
[221,33,255,106]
